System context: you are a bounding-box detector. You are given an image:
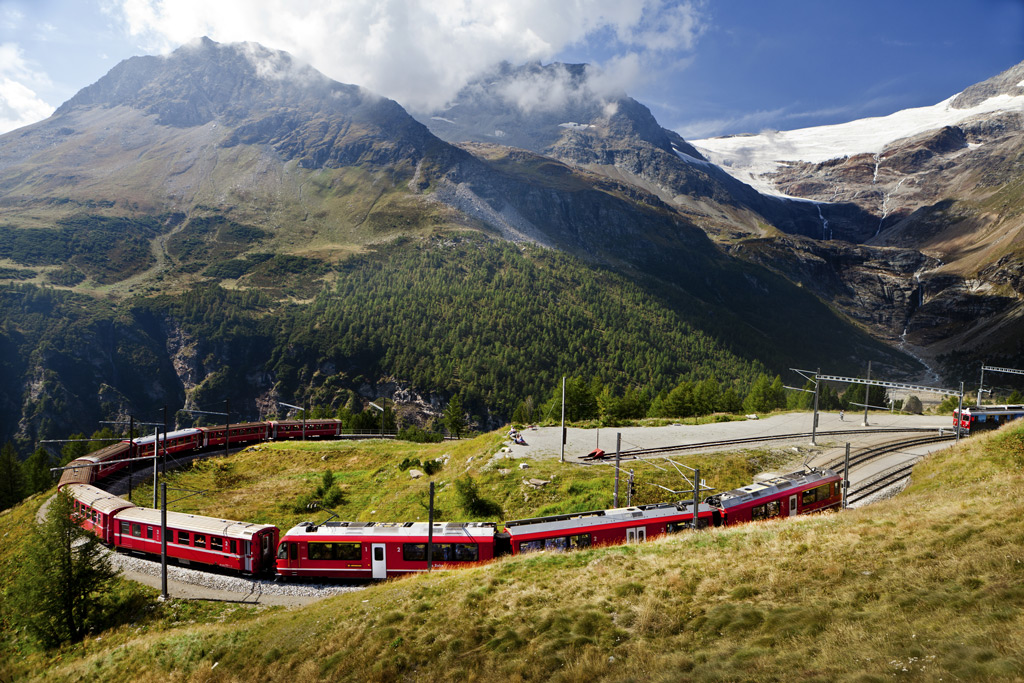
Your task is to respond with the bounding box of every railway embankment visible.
[3,420,1023,681]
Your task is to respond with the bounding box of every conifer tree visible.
[11,490,118,646]
[0,441,25,510]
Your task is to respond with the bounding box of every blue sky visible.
[1,0,1021,138]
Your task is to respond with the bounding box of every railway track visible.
[840,434,955,505]
[582,426,947,462]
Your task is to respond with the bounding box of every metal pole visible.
[956,382,964,444]
[978,363,985,406]
[304,400,308,441]
[559,377,566,463]
[842,442,850,509]
[627,469,634,507]
[225,399,230,458]
[152,427,159,508]
[693,467,700,530]
[811,369,820,446]
[160,482,168,600]
[161,405,167,478]
[128,415,134,504]
[427,482,434,572]
[862,361,871,426]
[613,433,621,507]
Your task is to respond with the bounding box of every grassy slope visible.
[4,425,1024,681]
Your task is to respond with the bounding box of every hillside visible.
[3,423,1023,681]
[0,38,920,447]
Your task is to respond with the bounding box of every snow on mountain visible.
[692,92,1024,197]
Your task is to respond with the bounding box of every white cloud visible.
[110,0,706,111]
[0,43,54,134]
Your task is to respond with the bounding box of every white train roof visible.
[281,520,496,541]
[65,483,138,515]
[115,506,277,540]
[710,468,839,509]
[504,501,712,538]
[132,428,203,446]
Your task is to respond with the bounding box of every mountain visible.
[414,61,860,241]
[692,61,1024,372]
[0,38,919,447]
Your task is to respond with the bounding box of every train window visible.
[146,526,154,539]
[751,504,767,520]
[120,521,129,535]
[179,531,190,545]
[194,534,206,548]
[230,540,238,554]
[544,537,568,551]
[518,540,545,553]
[166,529,174,543]
[132,524,142,538]
[290,543,298,561]
[308,542,361,561]
[568,534,591,549]
[277,543,289,560]
[211,537,223,552]
[453,544,479,561]
[766,501,781,518]
[403,544,427,562]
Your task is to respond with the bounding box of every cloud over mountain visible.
[112,0,705,112]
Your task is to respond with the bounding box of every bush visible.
[454,477,502,518]
[398,425,444,443]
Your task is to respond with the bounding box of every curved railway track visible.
[840,434,955,505]
[582,426,947,462]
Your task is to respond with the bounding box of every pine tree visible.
[23,447,54,495]
[0,441,25,510]
[444,394,466,439]
[10,490,118,646]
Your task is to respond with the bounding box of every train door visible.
[243,541,253,573]
[260,533,274,574]
[789,495,798,516]
[626,527,646,543]
[371,543,387,579]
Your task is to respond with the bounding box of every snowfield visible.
[692,93,1024,197]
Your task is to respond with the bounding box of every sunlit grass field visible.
[4,424,1024,681]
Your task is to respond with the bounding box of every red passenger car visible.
[268,420,344,440]
[276,520,497,580]
[113,507,279,575]
[60,440,133,485]
[200,422,269,448]
[954,405,1024,435]
[705,467,842,525]
[133,428,204,456]
[503,501,718,555]
[64,483,138,544]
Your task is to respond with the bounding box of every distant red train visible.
[954,405,1024,435]
[59,420,352,487]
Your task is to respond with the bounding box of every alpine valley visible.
[1,37,1021,446]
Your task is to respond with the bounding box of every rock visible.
[408,469,424,479]
[498,469,510,475]
[524,478,550,488]
[518,463,530,469]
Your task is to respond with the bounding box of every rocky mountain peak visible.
[951,59,1024,109]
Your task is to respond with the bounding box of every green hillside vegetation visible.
[3,423,1023,681]
[0,229,910,450]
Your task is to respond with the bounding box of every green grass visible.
[6,424,1024,681]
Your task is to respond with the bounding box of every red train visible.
[954,404,1024,435]
[55,410,846,580]
[59,419,353,487]
[60,446,842,579]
